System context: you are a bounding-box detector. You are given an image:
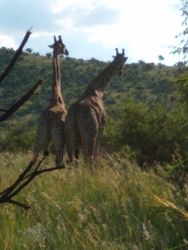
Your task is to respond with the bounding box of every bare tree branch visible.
[0,156,64,210]
[0,29,61,211]
[28,166,64,176]
[0,29,32,84]
[0,158,37,197]
[4,199,31,210]
[0,109,7,112]
[0,80,43,121]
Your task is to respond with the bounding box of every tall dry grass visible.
[0,152,188,250]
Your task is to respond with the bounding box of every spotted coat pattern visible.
[33,36,68,167]
[65,49,127,167]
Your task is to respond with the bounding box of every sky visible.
[0,0,184,65]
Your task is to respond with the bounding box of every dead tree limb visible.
[0,29,32,84]
[0,157,64,210]
[0,30,62,211]
[0,79,43,121]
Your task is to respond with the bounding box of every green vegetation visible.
[0,153,188,250]
[1,48,188,249]
[1,48,186,165]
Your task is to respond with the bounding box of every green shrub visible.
[106,98,188,166]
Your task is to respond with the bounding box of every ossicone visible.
[115,48,125,55]
[58,35,63,43]
[54,36,57,43]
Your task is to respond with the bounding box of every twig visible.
[26,165,64,178]
[0,109,7,112]
[0,29,32,84]
[7,157,46,198]
[0,158,36,196]
[4,199,31,210]
[0,80,43,121]
[0,156,64,210]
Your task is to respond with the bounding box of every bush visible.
[105,98,188,166]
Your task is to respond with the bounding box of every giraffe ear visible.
[58,35,62,43]
[54,36,57,43]
[49,44,53,49]
[64,48,69,56]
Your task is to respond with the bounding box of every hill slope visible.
[1,48,188,166]
[0,48,181,117]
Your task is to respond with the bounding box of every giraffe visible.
[33,35,68,167]
[64,48,127,168]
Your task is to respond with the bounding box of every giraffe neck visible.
[50,55,66,110]
[82,59,119,98]
[52,55,61,97]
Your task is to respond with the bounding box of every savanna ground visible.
[0,152,188,250]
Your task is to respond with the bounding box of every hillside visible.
[0,47,188,166]
[0,48,181,116]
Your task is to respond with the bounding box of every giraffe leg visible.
[82,135,96,170]
[33,119,51,160]
[77,106,98,170]
[75,148,79,159]
[94,134,101,161]
[65,130,79,165]
[94,119,105,163]
[51,121,65,168]
[64,108,79,165]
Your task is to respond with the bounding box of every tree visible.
[158,55,164,61]
[174,0,188,59]
[25,48,32,54]
[46,52,52,58]
[0,30,64,210]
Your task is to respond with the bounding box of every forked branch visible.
[0,29,32,84]
[0,80,43,121]
[0,29,59,211]
[0,157,64,210]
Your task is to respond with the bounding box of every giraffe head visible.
[49,35,69,57]
[113,48,127,76]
